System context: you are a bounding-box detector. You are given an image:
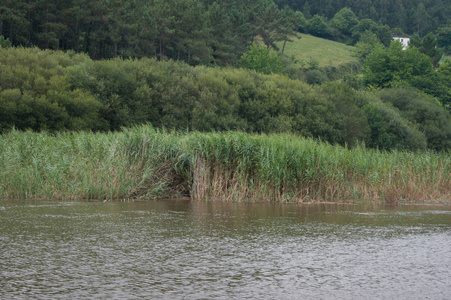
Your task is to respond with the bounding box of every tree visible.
[415,3,431,36]
[205,2,249,66]
[294,11,307,33]
[33,0,70,50]
[169,0,212,64]
[409,33,444,68]
[353,30,382,61]
[240,45,284,75]
[302,1,311,19]
[0,0,29,46]
[363,41,434,88]
[351,18,392,46]
[330,7,359,36]
[306,15,332,39]
[379,88,451,150]
[254,0,283,50]
[437,26,451,55]
[385,0,405,29]
[277,6,303,54]
[435,60,451,111]
[0,35,11,48]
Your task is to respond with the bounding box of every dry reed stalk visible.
[191,156,210,200]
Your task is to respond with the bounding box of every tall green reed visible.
[1,125,449,203]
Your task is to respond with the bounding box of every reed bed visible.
[1,125,449,203]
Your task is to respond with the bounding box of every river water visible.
[0,200,450,299]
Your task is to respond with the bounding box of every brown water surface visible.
[0,200,450,299]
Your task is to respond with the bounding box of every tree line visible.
[275,1,451,56]
[2,0,449,65]
[274,0,450,37]
[0,0,302,64]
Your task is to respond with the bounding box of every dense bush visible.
[356,92,427,150]
[0,48,107,132]
[240,45,284,75]
[1,47,449,151]
[379,88,451,150]
[363,42,434,88]
[306,15,333,39]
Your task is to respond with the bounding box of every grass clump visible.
[1,125,449,203]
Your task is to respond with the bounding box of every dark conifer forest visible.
[2,0,450,61]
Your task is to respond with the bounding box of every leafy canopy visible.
[363,41,434,88]
[330,8,358,35]
[240,45,284,75]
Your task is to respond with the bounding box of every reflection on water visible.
[1,200,450,299]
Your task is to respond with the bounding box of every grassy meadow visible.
[440,55,451,64]
[278,33,359,67]
[1,126,449,204]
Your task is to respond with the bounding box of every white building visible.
[392,35,410,50]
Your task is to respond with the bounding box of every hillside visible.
[279,34,359,67]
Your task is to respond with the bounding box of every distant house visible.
[392,35,410,50]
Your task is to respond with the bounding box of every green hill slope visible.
[279,34,359,67]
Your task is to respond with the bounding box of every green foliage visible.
[330,8,359,36]
[304,69,326,85]
[306,15,333,39]
[361,104,394,150]
[356,91,428,151]
[351,19,393,47]
[408,72,451,112]
[204,2,250,66]
[0,0,306,67]
[276,6,304,54]
[240,45,284,75]
[379,88,451,150]
[0,47,106,132]
[1,46,449,151]
[362,41,451,117]
[321,82,370,146]
[437,26,451,55]
[414,3,432,37]
[294,11,307,33]
[438,60,451,77]
[361,38,450,111]
[192,69,244,131]
[253,0,285,50]
[2,0,450,67]
[410,33,445,67]
[353,30,382,61]
[363,41,434,88]
[2,126,450,202]
[274,0,451,38]
[0,36,11,48]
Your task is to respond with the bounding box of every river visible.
[1,200,450,299]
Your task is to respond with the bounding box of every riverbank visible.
[1,125,449,204]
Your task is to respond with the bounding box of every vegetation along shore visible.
[1,1,451,203]
[1,126,449,204]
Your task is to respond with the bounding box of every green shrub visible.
[0,36,11,48]
[240,45,284,75]
[357,91,427,150]
[1,47,448,151]
[379,88,451,150]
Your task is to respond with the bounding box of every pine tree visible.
[410,33,444,68]
[415,3,431,37]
